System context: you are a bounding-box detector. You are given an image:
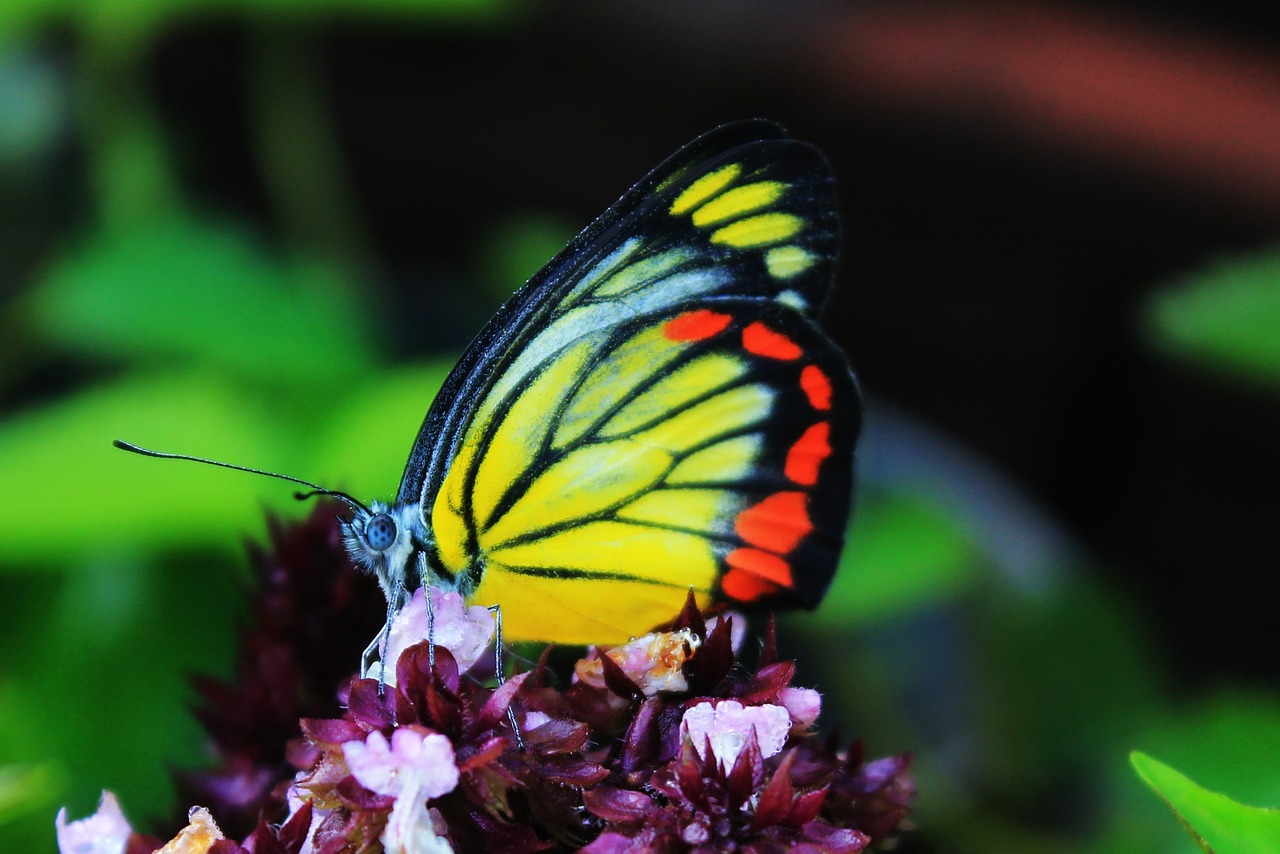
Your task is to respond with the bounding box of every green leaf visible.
[1096,692,1280,854]
[0,557,240,848]
[0,371,306,564]
[0,763,61,827]
[1147,251,1280,385]
[812,491,981,625]
[28,217,376,389]
[1132,751,1280,854]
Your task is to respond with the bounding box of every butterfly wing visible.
[401,122,859,643]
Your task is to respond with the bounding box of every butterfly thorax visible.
[342,500,453,603]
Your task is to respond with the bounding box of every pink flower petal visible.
[680,700,792,770]
[379,587,496,682]
[343,727,459,800]
[780,687,822,730]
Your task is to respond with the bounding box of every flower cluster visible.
[57,508,913,853]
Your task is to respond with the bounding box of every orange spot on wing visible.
[721,568,777,602]
[723,548,794,601]
[785,422,831,486]
[734,491,812,553]
[800,365,832,410]
[664,309,733,341]
[743,322,802,360]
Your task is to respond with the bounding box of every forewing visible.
[396,121,839,507]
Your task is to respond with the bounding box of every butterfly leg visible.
[365,580,409,697]
[487,603,526,752]
[426,578,436,670]
[360,627,385,680]
[373,583,404,696]
[360,581,401,679]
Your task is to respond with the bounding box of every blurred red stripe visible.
[815,2,1280,217]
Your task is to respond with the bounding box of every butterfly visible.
[340,120,861,647]
[116,121,859,651]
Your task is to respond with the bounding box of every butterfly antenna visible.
[112,439,370,515]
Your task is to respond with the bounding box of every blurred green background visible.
[3,1,1279,851]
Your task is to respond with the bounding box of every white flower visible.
[680,700,792,771]
[56,791,132,854]
[382,800,454,854]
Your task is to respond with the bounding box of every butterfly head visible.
[342,500,424,599]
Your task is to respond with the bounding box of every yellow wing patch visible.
[669,163,743,215]
[665,155,824,284]
[483,442,669,547]
[691,181,786,227]
[598,354,746,438]
[710,213,804,249]
[765,245,818,280]
[628,383,772,452]
[470,337,594,527]
[490,521,718,582]
[667,434,763,484]
[472,564,714,646]
[617,488,734,533]
[555,324,689,449]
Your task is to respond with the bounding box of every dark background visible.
[3,1,1278,850]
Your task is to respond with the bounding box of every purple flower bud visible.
[780,686,823,730]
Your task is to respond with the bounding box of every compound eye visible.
[365,513,397,551]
